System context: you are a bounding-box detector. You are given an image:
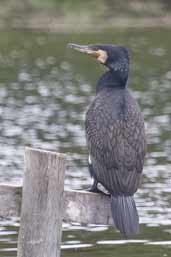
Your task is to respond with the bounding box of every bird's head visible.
[68,43,129,81]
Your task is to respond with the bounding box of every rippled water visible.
[0,29,171,256]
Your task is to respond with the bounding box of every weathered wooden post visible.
[17,147,66,257]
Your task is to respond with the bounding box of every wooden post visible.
[0,185,113,225]
[0,183,21,217]
[17,147,66,257]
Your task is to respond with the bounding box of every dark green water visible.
[0,29,170,256]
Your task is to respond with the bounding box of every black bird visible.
[68,43,146,236]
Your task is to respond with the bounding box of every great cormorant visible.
[68,43,146,236]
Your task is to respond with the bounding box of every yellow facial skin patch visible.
[96,50,108,64]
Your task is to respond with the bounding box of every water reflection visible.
[0,29,171,256]
[0,220,171,257]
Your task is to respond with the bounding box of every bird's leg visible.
[87,156,110,196]
[87,158,100,193]
[88,179,99,193]
[88,179,110,197]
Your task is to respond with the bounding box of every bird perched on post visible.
[68,43,146,236]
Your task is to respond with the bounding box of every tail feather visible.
[111,195,139,236]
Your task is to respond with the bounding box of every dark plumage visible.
[68,43,146,236]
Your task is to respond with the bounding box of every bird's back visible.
[86,87,146,195]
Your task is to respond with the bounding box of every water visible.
[0,28,171,256]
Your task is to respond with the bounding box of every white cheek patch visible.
[97,50,108,64]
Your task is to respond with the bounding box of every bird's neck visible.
[96,70,127,94]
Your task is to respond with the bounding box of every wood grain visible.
[17,147,66,257]
[0,186,112,225]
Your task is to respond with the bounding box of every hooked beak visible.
[67,43,100,58]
